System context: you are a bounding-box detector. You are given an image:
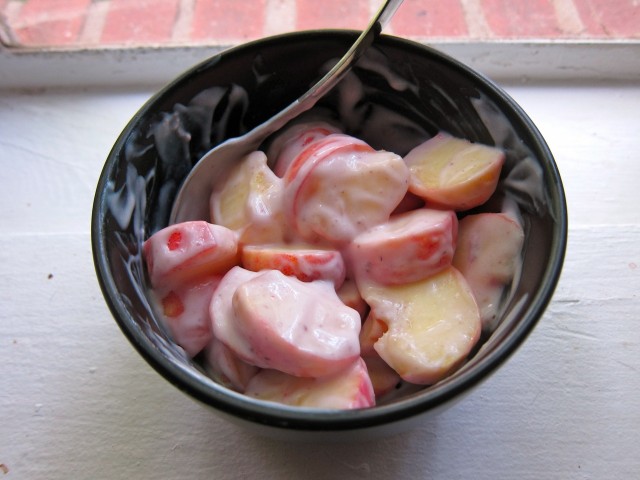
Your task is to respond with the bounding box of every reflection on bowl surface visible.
[92,30,567,436]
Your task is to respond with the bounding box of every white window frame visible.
[1,40,639,89]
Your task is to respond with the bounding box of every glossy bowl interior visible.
[92,30,567,436]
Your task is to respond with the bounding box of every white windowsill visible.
[1,39,639,89]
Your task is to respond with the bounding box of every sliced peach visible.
[282,133,372,187]
[336,278,369,321]
[355,311,403,397]
[204,337,260,392]
[349,208,458,286]
[359,312,388,357]
[209,150,285,245]
[266,121,342,177]
[241,244,346,289]
[392,191,425,215]
[284,134,410,245]
[151,276,221,357]
[244,358,375,409]
[210,266,266,363]
[143,221,238,289]
[452,212,525,331]
[362,354,401,399]
[231,270,361,378]
[404,131,504,211]
[364,267,481,385]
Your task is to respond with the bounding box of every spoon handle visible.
[297,0,404,104]
[170,0,403,223]
[242,0,404,144]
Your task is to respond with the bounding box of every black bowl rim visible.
[91,29,568,432]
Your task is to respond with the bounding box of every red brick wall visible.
[1,0,638,47]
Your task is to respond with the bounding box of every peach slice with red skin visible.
[210,150,285,245]
[282,133,372,187]
[362,266,481,385]
[349,208,458,286]
[143,221,238,289]
[283,134,410,246]
[210,266,265,362]
[358,313,401,398]
[230,270,361,378]
[241,244,346,289]
[404,131,505,211]
[362,353,401,398]
[453,212,524,331]
[152,275,222,357]
[204,337,260,392]
[245,358,375,409]
[392,191,425,215]
[359,312,388,357]
[266,121,342,177]
[336,278,369,321]
[211,267,361,378]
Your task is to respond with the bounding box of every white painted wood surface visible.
[1,41,640,89]
[1,55,640,479]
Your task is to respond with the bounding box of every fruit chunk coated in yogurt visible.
[212,267,361,378]
[142,123,523,409]
[143,220,238,288]
[348,208,458,286]
[282,133,410,245]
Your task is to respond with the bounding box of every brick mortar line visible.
[5,1,87,28]
[264,0,296,36]
[172,0,195,42]
[79,1,109,45]
[370,0,394,35]
[460,0,493,38]
[3,0,24,28]
[551,0,586,36]
[0,0,22,45]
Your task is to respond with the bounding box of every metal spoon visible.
[170,0,404,223]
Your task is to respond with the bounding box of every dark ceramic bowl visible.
[92,30,567,439]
